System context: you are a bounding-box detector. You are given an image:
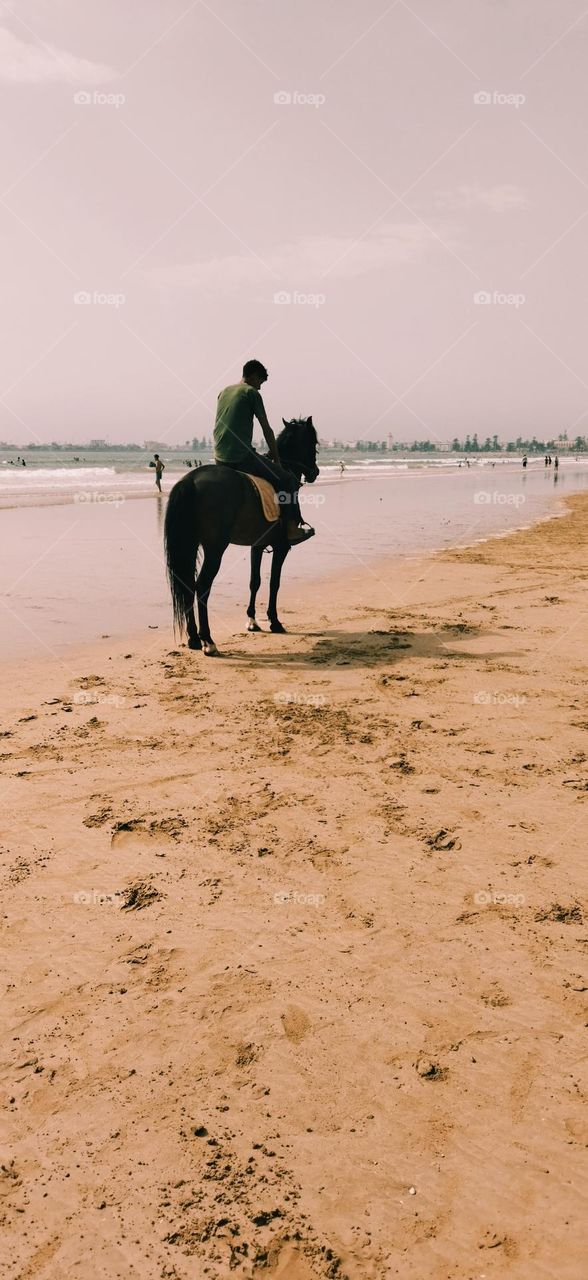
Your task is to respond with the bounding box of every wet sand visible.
[1,495,587,1279]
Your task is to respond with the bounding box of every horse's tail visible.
[164,474,200,636]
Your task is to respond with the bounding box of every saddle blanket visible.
[241,472,280,524]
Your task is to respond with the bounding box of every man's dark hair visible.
[243,359,268,380]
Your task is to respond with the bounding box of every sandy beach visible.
[1,493,587,1280]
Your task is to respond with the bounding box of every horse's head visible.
[277,416,320,483]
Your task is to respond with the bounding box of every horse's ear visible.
[282,417,290,428]
[307,415,313,425]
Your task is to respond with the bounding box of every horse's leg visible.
[247,545,264,632]
[267,541,290,633]
[186,603,201,650]
[183,555,200,651]
[196,543,226,656]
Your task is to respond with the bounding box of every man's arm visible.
[253,392,280,464]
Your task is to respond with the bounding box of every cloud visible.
[0,26,116,84]
[437,184,528,213]
[146,223,448,293]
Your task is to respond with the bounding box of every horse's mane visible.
[276,417,318,451]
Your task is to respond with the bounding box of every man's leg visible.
[223,452,314,544]
[232,453,309,538]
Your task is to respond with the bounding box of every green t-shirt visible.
[213,382,264,465]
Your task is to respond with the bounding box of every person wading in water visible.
[213,359,314,545]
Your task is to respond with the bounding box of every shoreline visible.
[2,493,587,1278]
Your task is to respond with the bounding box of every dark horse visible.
[164,417,319,655]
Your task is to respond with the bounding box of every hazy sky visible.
[1,0,587,444]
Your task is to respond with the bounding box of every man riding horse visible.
[164,363,319,654]
[213,359,314,546]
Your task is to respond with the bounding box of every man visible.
[153,454,165,492]
[213,359,314,545]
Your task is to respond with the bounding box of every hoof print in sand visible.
[387,755,415,775]
[535,902,583,925]
[481,986,511,1008]
[416,1057,448,1081]
[426,828,461,852]
[120,880,161,911]
[111,815,187,849]
[235,1042,259,1068]
[83,806,113,828]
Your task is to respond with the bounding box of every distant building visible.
[89,438,108,448]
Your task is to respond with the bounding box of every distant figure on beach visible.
[338,460,346,475]
[153,454,165,492]
[545,455,549,467]
[185,460,192,467]
[522,454,528,469]
[554,456,559,470]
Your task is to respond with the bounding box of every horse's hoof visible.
[188,637,202,650]
[269,621,287,634]
[203,641,220,656]
[247,620,262,632]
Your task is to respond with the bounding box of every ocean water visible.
[2,446,583,508]
[1,451,587,658]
